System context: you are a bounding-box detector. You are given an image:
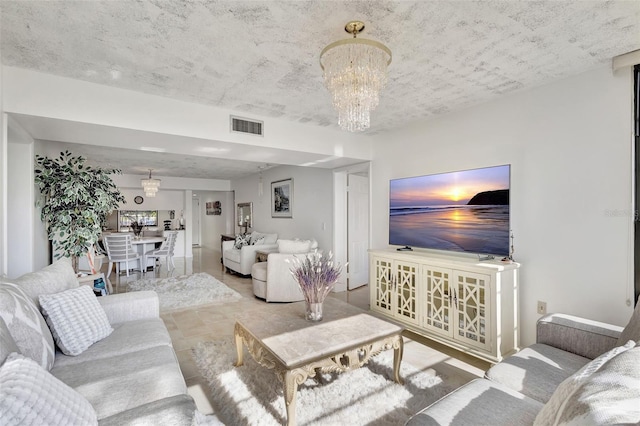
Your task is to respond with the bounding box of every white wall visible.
[111,174,231,192]
[371,66,635,346]
[6,118,35,277]
[231,165,333,252]
[197,190,234,251]
[3,67,371,163]
[117,187,185,211]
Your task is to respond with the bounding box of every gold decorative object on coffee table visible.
[234,298,404,426]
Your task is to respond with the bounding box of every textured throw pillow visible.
[534,340,636,426]
[554,344,640,425]
[234,234,249,249]
[278,239,312,254]
[251,236,265,246]
[0,283,55,371]
[39,286,113,356]
[0,317,19,367]
[0,352,98,425]
[617,295,640,345]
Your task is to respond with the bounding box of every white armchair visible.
[222,232,278,275]
[251,239,318,303]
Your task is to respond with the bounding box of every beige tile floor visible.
[107,246,490,417]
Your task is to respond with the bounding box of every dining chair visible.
[103,233,143,279]
[145,231,178,273]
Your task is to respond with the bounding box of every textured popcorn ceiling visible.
[2,1,640,178]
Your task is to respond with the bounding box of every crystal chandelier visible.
[320,21,392,132]
[141,169,161,197]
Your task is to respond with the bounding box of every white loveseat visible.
[0,258,215,425]
[251,238,318,302]
[222,231,278,275]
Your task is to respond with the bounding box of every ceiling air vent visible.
[230,116,264,136]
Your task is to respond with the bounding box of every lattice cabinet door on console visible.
[369,249,520,363]
[371,257,394,315]
[393,260,420,326]
[423,266,453,338]
[370,256,420,326]
[454,272,490,351]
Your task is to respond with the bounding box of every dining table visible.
[130,236,165,268]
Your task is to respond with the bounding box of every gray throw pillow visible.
[0,352,98,425]
[534,340,635,426]
[39,286,113,356]
[10,258,79,308]
[0,282,55,370]
[554,343,640,425]
[0,316,19,367]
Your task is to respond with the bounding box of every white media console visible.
[369,249,520,363]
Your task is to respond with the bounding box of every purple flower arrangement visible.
[289,251,345,304]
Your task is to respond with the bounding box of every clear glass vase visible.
[305,301,324,322]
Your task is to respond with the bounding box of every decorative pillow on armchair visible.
[251,236,265,246]
[250,232,277,245]
[278,239,312,254]
[234,234,250,249]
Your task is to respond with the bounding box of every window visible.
[119,210,158,228]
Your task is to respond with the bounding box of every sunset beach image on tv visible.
[389,165,510,256]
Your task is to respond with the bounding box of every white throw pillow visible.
[534,340,636,426]
[39,286,113,356]
[249,231,264,245]
[251,236,265,246]
[0,352,98,425]
[278,239,311,254]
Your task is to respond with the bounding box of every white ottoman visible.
[251,262,267,299]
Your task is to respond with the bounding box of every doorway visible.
[333,163,371,292]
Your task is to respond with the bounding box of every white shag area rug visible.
[192,339,456,426]
[127,273,242,312]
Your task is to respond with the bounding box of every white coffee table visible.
[234,298,404,426]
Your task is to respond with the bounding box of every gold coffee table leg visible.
[393,336,404,385]
[234,330,244,367]
[283,370,300,426]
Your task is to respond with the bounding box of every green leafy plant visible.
[34,150,126,271]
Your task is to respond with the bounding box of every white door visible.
[347,174,369,289]
[192,198,201,246]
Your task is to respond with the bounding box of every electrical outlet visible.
[537,301,547,315]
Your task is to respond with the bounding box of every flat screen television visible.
[389,164,510,257]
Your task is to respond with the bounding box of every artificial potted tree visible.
[34,150,126,273]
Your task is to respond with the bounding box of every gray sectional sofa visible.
[0,258,216,425]
[407,300,640,425]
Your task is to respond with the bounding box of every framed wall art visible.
[206,201,222,215]
[271,178,293,218]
